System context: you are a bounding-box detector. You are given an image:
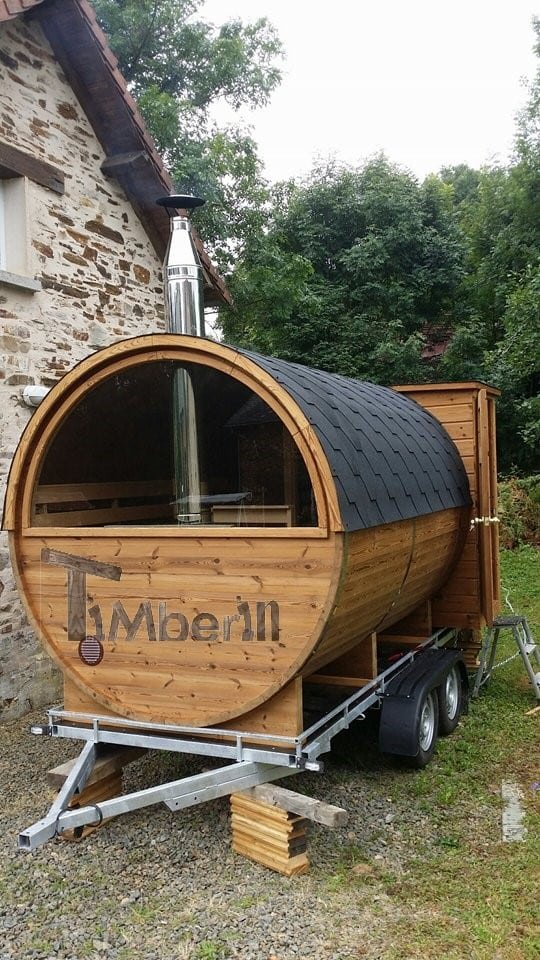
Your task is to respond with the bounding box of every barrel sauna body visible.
[4,335,471,728]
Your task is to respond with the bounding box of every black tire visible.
[407,688,439,768]
[438,664,463,735]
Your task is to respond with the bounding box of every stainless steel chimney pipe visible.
[157,195,206,524]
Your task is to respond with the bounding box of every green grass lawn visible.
[316,547,539,960]
[378,546,540,960]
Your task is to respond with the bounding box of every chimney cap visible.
[156,194,205,212]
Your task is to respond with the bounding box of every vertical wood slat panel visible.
[393,383,502,632]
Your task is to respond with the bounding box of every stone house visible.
[0,0,228,721]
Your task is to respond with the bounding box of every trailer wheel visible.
[409,689,439,768]
[438,665,462,735]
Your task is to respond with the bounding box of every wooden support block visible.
[221,677,303,738]
[47,745,145,789]
[232,839,309,877]
[48,745,144,843]
[59,771,122,842]
[230,793,310,876]
[318,634,378,681]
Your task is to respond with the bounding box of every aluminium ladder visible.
[472,615,540,700]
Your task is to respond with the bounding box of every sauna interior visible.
[33,360,317,530]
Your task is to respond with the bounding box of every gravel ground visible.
[0,709,443,960]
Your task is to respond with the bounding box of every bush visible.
[498,475,540,548]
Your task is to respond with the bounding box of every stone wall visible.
[0,17,167,721]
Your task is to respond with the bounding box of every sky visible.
[200,0,538,184]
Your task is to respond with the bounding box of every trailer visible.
[3,197,501,872]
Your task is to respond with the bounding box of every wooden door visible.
[393,381,501,632]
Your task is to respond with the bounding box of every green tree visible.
[223,157,467,385]
[439,19,540,471]
[93,0,283,265]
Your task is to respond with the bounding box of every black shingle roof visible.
[240,350,471,532]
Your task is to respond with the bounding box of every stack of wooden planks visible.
[230,793,309,876]
[47,746,144,841]
[62,770,123,841]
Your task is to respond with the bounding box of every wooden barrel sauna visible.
[3,334,471,730]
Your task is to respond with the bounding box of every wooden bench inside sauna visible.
[5,334,499,737]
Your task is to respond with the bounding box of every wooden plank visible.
[33,502,175,526]
[232,838,309,876]
[451,438,475,458]
[24,525,329,540]
[305,674,373,687]
[0,140,64,194]
[229,823,306,850]
[231,796,303,826]
[211,505,292,526]
[241,785,347,828]
[47,746,144,788]
[442,420,475,441]
[395,382,500,396]
[434,577,481,599]
[380,600,432,639]
[377,634,424,646]
[41,547,122,580]
[58,772,122,842]
[34,481,173,504]
[421,403,474,423]
[230,823,307,856]
[230,809,306,840]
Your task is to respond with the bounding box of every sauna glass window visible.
[33,361,317,528]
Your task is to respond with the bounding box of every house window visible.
[0,175,40,292]
[0,140,64,293]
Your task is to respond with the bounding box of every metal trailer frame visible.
[19,628,457,852]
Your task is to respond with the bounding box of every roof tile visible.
[0,0,45,22]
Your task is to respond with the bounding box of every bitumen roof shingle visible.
[241,350,471,532]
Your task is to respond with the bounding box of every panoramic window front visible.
[32,361,317,528]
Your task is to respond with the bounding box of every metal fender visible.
[379,649,468,757]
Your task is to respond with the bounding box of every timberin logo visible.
[41,548,280,666]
